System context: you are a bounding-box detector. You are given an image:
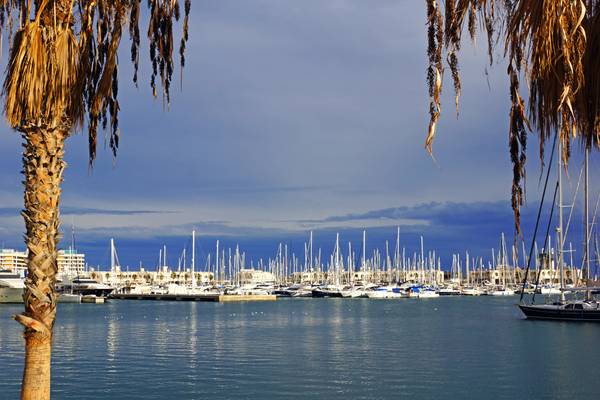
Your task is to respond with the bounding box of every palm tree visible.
[1,1,190,399]
[424,0,600,232]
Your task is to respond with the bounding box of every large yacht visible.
[0,270,25,303]
[57,277,114,297]
[312,284,344,298]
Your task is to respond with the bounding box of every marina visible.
[2,226,598,311]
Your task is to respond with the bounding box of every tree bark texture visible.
[15,126,67,400]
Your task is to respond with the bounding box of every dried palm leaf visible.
[0,0,191,164]
[424,0,600,234]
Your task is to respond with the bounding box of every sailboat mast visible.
[501,233,506,288]
[348,241,352,284]
[558,137,565,296]
[585,147,590,281]
[362,230,366,271]
[336,233,340,285]
[191,230,196,288]
[110,238,115,273]
[385,240,390,282]
[310,231,313,272]
[395,227,400,281]
[216,240,220,283]
[420,236,424,283]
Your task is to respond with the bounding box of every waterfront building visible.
[0,249,27,272]
[291,271,325,283]
[240,268,275,285]
[352,270,376,283]
[469,266,580,286]
[88,268,214,287]
[57,249,86,276]
[403,269,445,284]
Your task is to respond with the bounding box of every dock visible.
[109,293,276,302]
[82,295,105,304]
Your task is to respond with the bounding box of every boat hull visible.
[519,304,600,322]
[72,288,114,297]
[438,290,461,296]
[418,292,440,298]
[489,290,516,296]
[291,290,313,298]
[0,287,23,303]
[312,289,343,298]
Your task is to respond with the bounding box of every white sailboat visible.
[488,233,516,296]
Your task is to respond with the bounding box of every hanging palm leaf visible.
[424,0,599,234]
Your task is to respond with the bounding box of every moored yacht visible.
[417,287,440,298]
[0,270,25,303]
[226,284,270,296]
[366,285,405,299]
[341,285,370,298]
[57,277,114,297]
[488,286,516,296]
[291,284,315,298]
[312,284,344,298]
[406,285,439,298]
[438,286,461,296]
[461,286,482,296]
[536,285,562,295]
[519,298,600,321]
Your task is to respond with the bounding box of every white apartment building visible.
[57,248,86,275]
[1,247,85,275]
[0,249,27,272]
[240,268,275,285]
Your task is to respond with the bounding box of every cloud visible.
[62,207,177,216]
[0,206,175,217]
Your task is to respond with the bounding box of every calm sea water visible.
[0,297,599,399]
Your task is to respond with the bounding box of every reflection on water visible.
[1,298,600,399]
[107,314,119,360]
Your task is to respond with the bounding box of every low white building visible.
[240,268,275,285]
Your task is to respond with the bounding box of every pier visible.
[110,293,277,302]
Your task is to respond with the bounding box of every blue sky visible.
[0,0,597,271]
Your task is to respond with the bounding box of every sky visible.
[0,0,597,272]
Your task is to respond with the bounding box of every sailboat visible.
[166,230,218,295]
[519,140,600,321]
[312,233,344,298]
[486,234,516,296]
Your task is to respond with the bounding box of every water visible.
[0,297,599,399]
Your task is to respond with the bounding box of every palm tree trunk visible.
[14,126,67,400]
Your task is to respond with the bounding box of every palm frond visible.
[424,0,600,233]
[0,0,191,164]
